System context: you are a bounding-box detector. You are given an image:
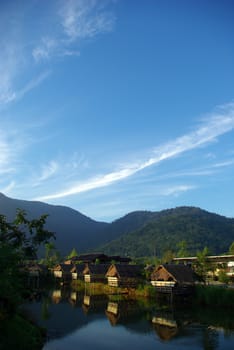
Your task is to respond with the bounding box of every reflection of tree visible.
[202,327,218,350]
[41,297,51,320]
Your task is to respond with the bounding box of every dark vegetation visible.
[0,210,54,349]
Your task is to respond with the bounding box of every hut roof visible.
[77,253,109,263]
[83,263,110,275]
[109,255,132,263]
[54,263,73,272]
[27,263,47,273]
[106,264,143,278]
[70,263,86,274]
[151,264,196,284]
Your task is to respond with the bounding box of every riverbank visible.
[71,280,234,308]
[194,284,234,308]
[0,311,45,350]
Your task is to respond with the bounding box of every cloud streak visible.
[33,0,115,62]
[36,103,234,201]
[59,0,115,41]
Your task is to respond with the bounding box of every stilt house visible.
[151,264,197,295]
[83,264,109,283]
[106,264,143,288]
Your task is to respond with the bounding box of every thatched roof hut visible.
[106,264,143,287]
[151,264,197,295]
[83,263,110,283]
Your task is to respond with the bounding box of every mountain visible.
[1,193,234,258]
[99,207,234,257]
[0,193,108,254]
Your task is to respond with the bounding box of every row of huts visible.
[52,261,198,295]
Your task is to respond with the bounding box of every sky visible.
[0,0,234,222]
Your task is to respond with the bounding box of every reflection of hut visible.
[106,264,143,287]
[151,264,196,295]
[83,264,109,283]
[152,317,178,341]
[51,289,62,304]
[27,263,47,277]
[53,264,73,283]
[26,263,47,288]
[70,264,85,280]
[82,294,108,315]
[69,291,78,306]
[105,302,120,325]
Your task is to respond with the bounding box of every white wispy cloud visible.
[160,185,196,197]
[35,103,234,201]
[0,132,16,174]
[212,159,234,168]
[0,181,15,195]
[38,161,59,182]
[33,0,115,62]
[59,0,115,41]
[0,34,50,106]
[32,37,58,62]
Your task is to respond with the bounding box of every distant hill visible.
[1,193,234,258]
[0,193,108,255]
[99,207,234,257]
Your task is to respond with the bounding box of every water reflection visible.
[22,287,234,350]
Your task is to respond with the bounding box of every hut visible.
[83,264,109,283]
[27,263,47,277]
[151,264,197,295]
[53,263,73,283]
[70,263,86,280]
[106,264,143,288]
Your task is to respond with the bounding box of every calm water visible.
[23,288,234,350]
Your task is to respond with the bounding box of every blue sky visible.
[0,0,234,222]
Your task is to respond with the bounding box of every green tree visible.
[0,209,55,316]
[161,250,175,264]
[67,247,78,259]
[177,240,189,257]
[195,246,210,281]
[43,242,60,267]
[229,242,234,255]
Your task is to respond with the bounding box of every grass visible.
[195,284,234,308]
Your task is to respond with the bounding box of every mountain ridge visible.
[0,192,234,257]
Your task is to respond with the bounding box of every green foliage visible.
[0,210,54,316]
[98,207,234,258]
[177,240,189,257]
[67,247,78,259]
[195,285,234,308]
[161,250,175,264]
[195,246,210,280]
[229,241,234,254]
[41,242,60,268]
[218,270,230,284]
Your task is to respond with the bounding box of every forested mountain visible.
[99,207,234,257]
[1,193,234,257]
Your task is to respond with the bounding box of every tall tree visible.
[67,247,78,259]
[0,210,55,316]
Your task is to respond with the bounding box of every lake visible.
[23,287,234,350]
